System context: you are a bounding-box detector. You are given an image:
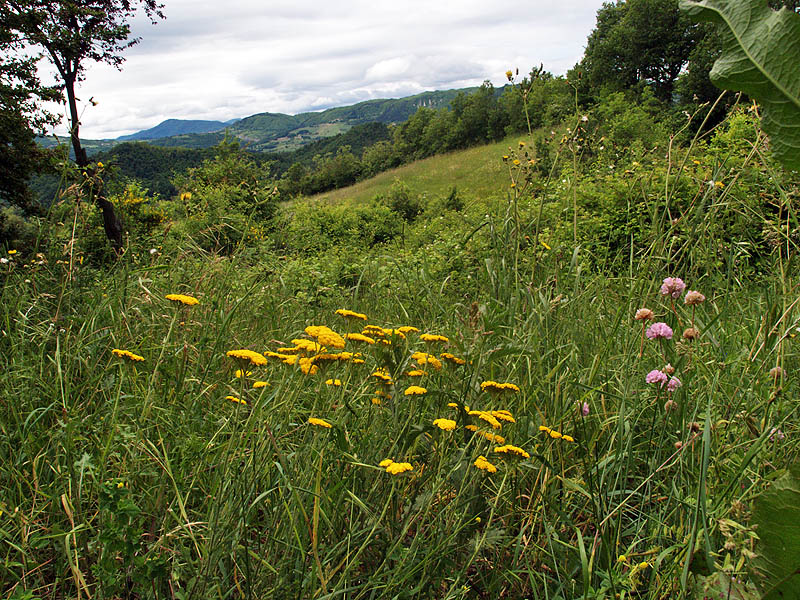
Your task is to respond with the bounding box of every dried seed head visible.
[683,327,700,341]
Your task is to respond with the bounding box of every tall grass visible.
[0,106,797,599]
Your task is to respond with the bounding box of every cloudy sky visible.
[46,0,606,139]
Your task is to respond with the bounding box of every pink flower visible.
[646,369,668,385]
[667,377,682,392]
[660,277,686,299]
[578,401,590,417]
[646,322,673,340]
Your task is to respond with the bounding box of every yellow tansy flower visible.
[494,444,530,459]
[226,349,267,366]
[308,417,332,428]
[111,348,145,362]
[165,293,199,306]
[474,455,498,473]
[404,385,427,396]
[226,395,247,405]
[432,418,456,431]
[386,462,413,475]
[420,333,449,343]
[335,308,368,321]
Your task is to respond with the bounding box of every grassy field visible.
[308,134,524,207]
[1,109,799,599]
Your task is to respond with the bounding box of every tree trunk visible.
[65,74,124,253]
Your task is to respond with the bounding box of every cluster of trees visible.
[277,75,576,198]
[4,0,799,251]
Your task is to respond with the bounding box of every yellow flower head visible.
[253,381,269,389]
[234,369,252,378]
[480,381,520,393]
[305,325,345,349]
[165,293,199,306]
[404,385,427,396]
[335,308,368,321]
[372,369,393,382]
[494,444,530,459]
[406,369,426,377]
[308,417,332,428]
[226,349,267,366]
[299,357,319,375]
[474,455,498,473]
[111,348,145,362]
[379,458,394,468]
[345,332,376,344]
[479,431,505,444]
[420,333,449,343]
[226,395,247,405]
[491,410,516,423]
[397,326,420,334]
[469,410,501,429]
[8,249,18,255]
[432,418,456,431]
[411,351,442,370]
[440,352,466,365]
[325,378,342,386]
[291,339,326,354]
[386,461,413,475]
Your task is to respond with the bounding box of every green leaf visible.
[680,0,800,170]
[749,463,800,599]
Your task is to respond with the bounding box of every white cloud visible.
[42,0,606,139]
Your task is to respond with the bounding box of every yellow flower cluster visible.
[494,444,530,459]
[420,333,449,343]
[474,455,498,473]
[345,332,376,344]
[308,417,332,428]
[226,349,267,366]
[440,352,466,365]
[397,326,420,334]
[469,410,501,429]
[305,325,345,349]
[325,378,342,386]
[111,348,145,362]
[481,381,520,393]
[165,293,199,306]
[380,459,413,475]
[411,351,442,370]
[335,308,368,321]
[538,426,575,442]
[226,395,247,405]
[404,385,427,396]
[432,418,456,431]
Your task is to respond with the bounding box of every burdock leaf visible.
[749,463,800,599]
[680,0,800,170]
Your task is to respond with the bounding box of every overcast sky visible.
[46,0,606,139]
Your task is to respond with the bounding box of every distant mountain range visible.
[116,118,241,141]
[39,88,477,156]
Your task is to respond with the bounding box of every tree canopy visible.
[0,0,165,250]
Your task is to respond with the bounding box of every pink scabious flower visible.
[667,377,682,392]
[646,369,668,385]
[646,322,673,340]
[660,277,686,299]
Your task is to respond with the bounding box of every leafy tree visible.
[0,9,60,215]
[579,0,701,101]
[0,0,165,251]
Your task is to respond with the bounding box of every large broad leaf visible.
[680,0,800,170]
[749,463,800,599]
